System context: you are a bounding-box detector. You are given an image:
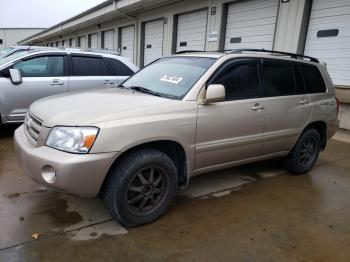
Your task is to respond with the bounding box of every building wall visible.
[0,28,44,49]
[32,0,307,65]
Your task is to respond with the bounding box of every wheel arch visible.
[301,121,328,149]
[100,140,188,195]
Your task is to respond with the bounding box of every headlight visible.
[46,126,99,154]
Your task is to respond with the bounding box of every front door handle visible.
[50,79,64,86]
[251,104,264,111]
[104,80,115,86]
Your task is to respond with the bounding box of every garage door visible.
[176,9,208,52]
[79,36,86,48]
[89,33,98,48]
[224,0,279,50]
[121,26,135,62]
[69,38,76,47]
[304,0,350,86]
[144,19,164,66]
[103,30,114,50]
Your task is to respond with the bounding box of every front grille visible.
[25,112,43,143]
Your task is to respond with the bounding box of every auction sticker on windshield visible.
[160,75,183,84]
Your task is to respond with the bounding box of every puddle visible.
[40,195,83,227]
[69,221,128,241]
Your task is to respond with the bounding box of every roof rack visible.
[228,49,319,63]
[57,47,120,56]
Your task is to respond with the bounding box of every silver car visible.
[0,49,138,124]
[14,49,339,227]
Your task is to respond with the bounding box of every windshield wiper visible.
[127,86,163,97]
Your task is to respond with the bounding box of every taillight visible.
[336,98,340,118]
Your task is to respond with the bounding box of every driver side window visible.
[211,59,260,101]
[13,56,64,77]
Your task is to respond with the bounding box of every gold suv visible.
[15,49,339,226]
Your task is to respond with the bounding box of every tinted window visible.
[294,66,306,94]
[71,56,109,76]
[211,59,260,101]
[107,58,134,76]
[13,56,64,77]
[262,60,296,97]
[301,64,326,93]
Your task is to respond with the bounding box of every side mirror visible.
[204,84,226,104]
[9,69,22,85]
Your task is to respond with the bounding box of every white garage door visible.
[69,38,76,47]
[89,33,98,48]
[79,36,86,49]
[121,26,135,62]
[224,0,279,50]
[144,19,164,65]
[176,9,208,52]
[103,30,114,50]
[304,0,350,86]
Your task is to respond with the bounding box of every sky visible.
[0,0,106,28]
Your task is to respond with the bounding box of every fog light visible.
[41,166,57,184]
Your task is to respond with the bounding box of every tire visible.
[102,148,178,227]
[285,128,321,175]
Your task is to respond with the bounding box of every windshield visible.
[0,47,13,55]
[0,50,31,67]
[0,47,16,59]
[121,57,216,99]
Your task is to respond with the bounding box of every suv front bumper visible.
[14,125,119,197]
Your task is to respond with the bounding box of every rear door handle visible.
[320,101,330,106]
[251,104,264,111]
[50,79,64,86]
[299,99,309,105]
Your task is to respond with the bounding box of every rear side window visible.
[71,56,109,76]
[301,64,326,93]
[13,56,64,77]
[107,58,134,76]
[262,60,296,97]
[211,59,260,101]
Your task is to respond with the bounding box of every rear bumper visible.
[14,125,119,197]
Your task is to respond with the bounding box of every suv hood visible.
[30,88,185,127]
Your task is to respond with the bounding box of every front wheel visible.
[102,148,178,227]
[285,128,321,175]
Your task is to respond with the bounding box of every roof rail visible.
[175,50,207,54]
[227,48,319,63]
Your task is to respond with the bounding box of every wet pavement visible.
[1,125,350,261]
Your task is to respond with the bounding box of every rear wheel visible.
[102,148,178,227]
[285,128,321,175]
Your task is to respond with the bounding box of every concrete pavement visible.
[1,125,350,261]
